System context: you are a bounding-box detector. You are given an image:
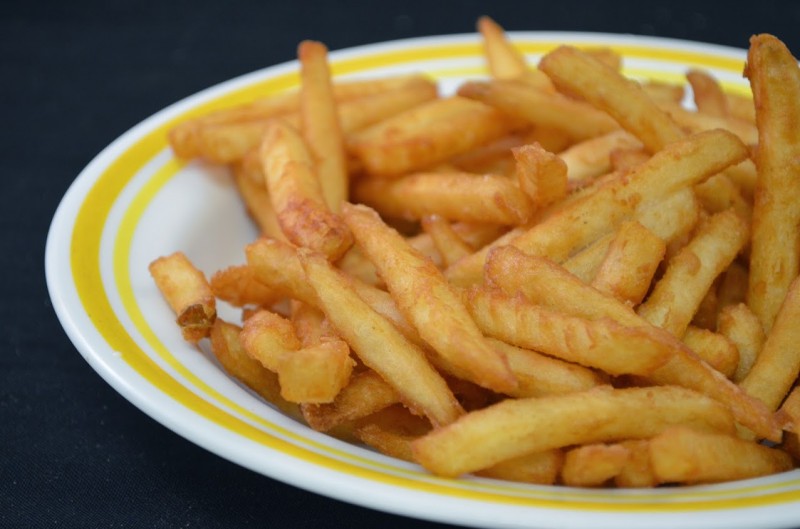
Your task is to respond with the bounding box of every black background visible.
[5,1,800,528]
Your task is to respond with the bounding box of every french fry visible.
[467,286,672,376]
[694,173,752,221]
[348,96,518,177]
[558,130,642,182]
[512,143,568,208]
[302,370,400,432]
[149,252,216,342]
[342,203,517,393]
[277,339,354,403]
[637,209,750,337]
[687,69,729,118]
[657,101,759,145]
[681,326,739,379]
[538,45,684,152]
[209,319,301,419]
[487,338,605,397]
[614,440,658,488]
[777,387,800,433]
[590,220,666,306]
[717,303,765,382]
[561,444,630,487]
[411,385,735,478]
[458,79,619,141]
[353,404,432,462]
[476,450,563,485]
[717,260,750,308]
[298,248,464,426]
[232,158,288,241]
[740,276,800,411]
[239,309,301,372]
[446,129,747,287]
[210,264,281,308]
[353,171,533,225]
[260,120,353,260]
[420,215,474,268]
[745,34,800,332]
[649,426,793,484]
[608,147,650,173]
[298,40,348,212]
[484,245,781,441]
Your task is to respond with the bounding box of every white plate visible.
[45,32,800,529]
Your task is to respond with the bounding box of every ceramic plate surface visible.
[46,31,800,529]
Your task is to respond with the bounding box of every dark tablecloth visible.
[5,1,800,527]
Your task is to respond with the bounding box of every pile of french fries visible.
[149,17,800,487]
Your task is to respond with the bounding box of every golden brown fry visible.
[487,338,605,397]
[649,426,793,484]
[210,264,281,308]
[681,326,739,379]
[302,370,400,432]
[337,79,439,134]
[561,444,629,487]
[467,286,672,376]
[637,209,749,337]
[608,147,650,173]
[412,385,734,478]
[740,276,800,411]
[260,119,353,260]
[209,319,301,419]
[687,69,729,118]
[777,387,800,433]
[476,450,563,485]
[446,129,747,287]
[694,173,752,222]
[232,157,288,241]
[512,143,568,208]
[717,303,766,383]
[149,251,216,342]
[640,80,685,106]
[614,440,658,488]
[421,215,473,268]
[458,79,618,141]
[658,101,759,145]
[298,40,349,212]
[745,34,800,332]
[353,171,533,225]
[484,245,781,441]
[348,96,518,177]
[590,220,665,306]
[353,405,432,462]
[239,309,301,372]
[298,248,463,426]
[477,15,527,79]
[343,203,517,393]
[278,339,354,403]
[538,45,684,152]
[558,130,642,182]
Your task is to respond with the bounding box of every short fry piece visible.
[687,69,729,118]
[149,252,216,342]
[240,310,301,372]
[649,426,793,484]
[278,339,354,403]
[421,215,473,268]
[717,303,766,382]
[512,143,568,208]
[210,264,281,308]
[476,450,563,485]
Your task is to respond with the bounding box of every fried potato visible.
[349,96,519,176]
[353,171,534,225]
[717,303,765,382]
[745,34,800,332]
[342,203,517,393]
[277,339,354,403]
[637,209,750,337]
[561,444,630,487]
[298,248,463,426]
[512,142,568,208]
[298,40,348,212]
[538,45,684,152]
[740,276,800,411]
[649,426,793,484]
[458,79,618,141]
[687,69,729,118]
[260,120,353,260]
[420,215,473,268]
[149,252,216,342]
[412,385,734,478]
